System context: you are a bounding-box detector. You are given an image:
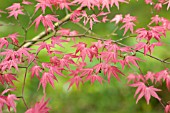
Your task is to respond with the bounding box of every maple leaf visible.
[0,59,19,71]
[101,51,117,63]
[35,0,52,13]
[57,0,72,10]
[127,74,142,83]
[136,28,148,41]
[36,42,53,53]
[154,69,168,84]
[30,65,42,79]
[135,42,162,55]
[93,40,103,49]
[6,3,22,11]
[7,33,19,45]
[6,94,19,112]
[123,56,141,68]
[81,11,100,30]
[0,96,7,113]
[0,49,18,61]
[110,14,123,24]
[145,71,155,83]
[130,82,161,104]
[68,75,83,89]
[120,22,136,36]
[100,0,110,11]
[17,47,34,63]
[110,0,128,9]
[32,14,59,31]
[81,68,93,77]
[25,96,50,113]
[120,14,136,36]
[51,36,69,47]
[149,15,161,25]
[50,55,75,69]
[8,9,24,19]
[49,66,63,76]
[0,38,9,48]
[0,73,18,86]
[39,72,57,92]
[93,63,123,82]
[72,42,87,54]
[107,66,124,82]
[72,0,97,9]
[70,10,82,23]
[86,74,103,84]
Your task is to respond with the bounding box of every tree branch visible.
[21,7,84,48]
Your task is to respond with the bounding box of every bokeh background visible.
[0,0,170,113]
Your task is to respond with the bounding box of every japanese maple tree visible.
[0,0,170,113]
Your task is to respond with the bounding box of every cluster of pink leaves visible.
[127,69,170,113]
[135,15,170,55]
[0,0,170,113]
[0,88,18,113]
[31,30,142,91]
[144,0,170,11]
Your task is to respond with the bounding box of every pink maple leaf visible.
[30,65,42,79]
[107,66,124,82]
[6,94,19,112]
[110,0,128,9]
[33,14,59,31]
[110,14,123,24]
[72,42,87,54]
[39,72,58,92]
[81,68,93,77]
[120,14,136,36]
[72,0,97,9]
[100,0,110,11]
[86,74,103,84]
[0,59,19,71]
[35,0,52,13]
[0,73,18,86]
[149,15,161,25]
[36,42,53,53]
[130,82,161,104]
[0,38,9,48]
[6,3,22,11]
[145,71,155,83]
[25,96,50,113]
[68,75,83,89]
[123,56,141,68]
[121,22,136,36]
[101,51,117,63]
[57,0,72,10]
[8,9,24,19]
[51,36,69,47]
[7,33,19,45]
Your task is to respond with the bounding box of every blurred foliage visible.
[0,0,170,113]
